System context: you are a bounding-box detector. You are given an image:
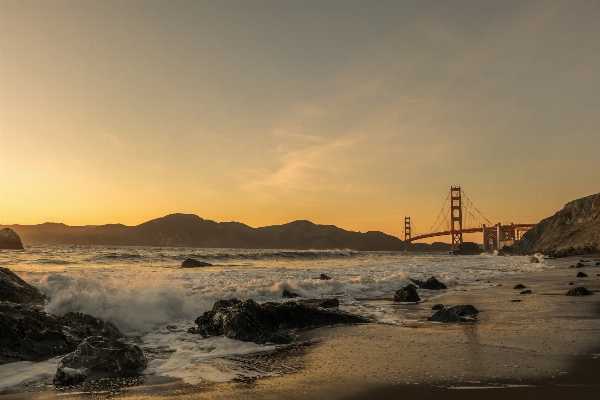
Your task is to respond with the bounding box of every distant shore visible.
[2,254,600,400]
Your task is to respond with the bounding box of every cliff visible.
[516,192,600,254]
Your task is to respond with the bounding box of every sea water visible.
[0,245,549,388]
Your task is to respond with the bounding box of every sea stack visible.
[0,228,23,250]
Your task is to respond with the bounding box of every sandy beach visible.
[2,254,599,400]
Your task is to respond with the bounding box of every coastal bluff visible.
[516,192,600,254]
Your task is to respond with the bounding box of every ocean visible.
[0,244,550,388]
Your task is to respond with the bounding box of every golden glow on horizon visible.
[1,1,599,241]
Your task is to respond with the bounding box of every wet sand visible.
[3,254,600,399]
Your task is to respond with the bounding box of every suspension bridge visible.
[404,186,535,252]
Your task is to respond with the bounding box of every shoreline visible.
[2,254,600,399]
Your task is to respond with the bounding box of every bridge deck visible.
[408,224,535,242]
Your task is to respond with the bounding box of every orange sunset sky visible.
[1,1,599,242]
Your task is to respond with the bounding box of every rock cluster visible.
[188,298,370,344]
[0,228,23,250]
[566,287,593,296]
[53,336,147,386]
[428,305,479,323]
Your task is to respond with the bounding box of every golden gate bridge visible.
[404,186,535,252]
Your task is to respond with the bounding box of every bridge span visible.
[405,187,535,252]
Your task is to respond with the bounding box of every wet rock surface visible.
[181,258,212,268]
[189,298,370,344]
[0,228,23,250]
[0,303,123,365]
[420,276,447,290]
[566,287,593,296]
[393,285,420,302]
[0,267,47,305]
[53,336,147,386]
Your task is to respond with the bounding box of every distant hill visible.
[515,192,600,254]
[1,214,453,252]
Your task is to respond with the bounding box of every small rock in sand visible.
[420,276,447,290]
[566,287,593,296]
[431,304,445,310]
[576,263,585,268]
[511,300,522,302]
[528,256,540,263]
[577,272,588,277]
[569,282,575,285]
[318,274,332,280]
[514,284,527,289]
[520,290,532,294]
[569,265,576,268]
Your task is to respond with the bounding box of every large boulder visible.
[420,276,447,290]
[53,336,147,386]
[181,258,212,268]
[393,285,420,302]
[0,303,123,365]
[0,267,47,305]
[0,228,23,250]
[452,242,481,255]
[188,298,370,344]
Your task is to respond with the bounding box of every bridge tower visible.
[404,217,411,252]
[450,186,463,251]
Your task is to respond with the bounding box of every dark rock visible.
[299,298,340,308]
[0,228,23,250]
[189,298,370,344]
[431,304,445,310]
[569,265,576,268]
[576,262,585,268]
[580,259,587,262]
[513,284,527,289]
[566,287,593,296]
[0,267,47,305]
[596,262,600,266]
[569,282,575,285]
[511,300,522,302]
[577,272,588,278]
[318,274,332,280]
[452,242,481,255]
[528,256,540,263]
[520,290,532,294]
[446,305,479,317]
[427,308,461,323]
[393,285,420,302]
[0,303,123,365]
[282,290,299,298]
[497,250,506,256]
[53,336,147,386]
[420,276,447,290]
[181,258,212,268]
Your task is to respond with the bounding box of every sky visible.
[1,0,599,242]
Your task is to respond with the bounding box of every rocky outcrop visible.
[0,228,23,250]
[181,258,212,268]
[452,242,481,255]
[516,192,600,254]
[53,336,146,386]
[188,298,370,344]
[428,305,479,323]
[0,303,123,365]
[0,267,47,305]
[393,285,420,302]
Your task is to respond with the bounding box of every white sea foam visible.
[0,357,61,391]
